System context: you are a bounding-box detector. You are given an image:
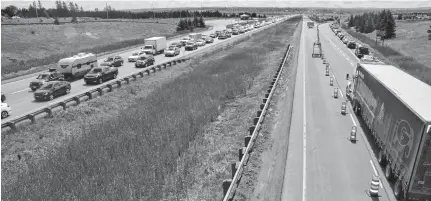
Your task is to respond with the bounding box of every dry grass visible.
[1,16,302,200]
[342,23,431,86]
[1,18,206,77]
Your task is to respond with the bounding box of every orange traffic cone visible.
[368,174,380,197]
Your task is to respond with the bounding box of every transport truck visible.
[307,21,314,28]
[351,63,431,201]
[189,33,202,41]
[142,37,167,55]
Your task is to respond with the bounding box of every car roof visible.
[360,63,431,121]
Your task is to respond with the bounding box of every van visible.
[57,53,97,81]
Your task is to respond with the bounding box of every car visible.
[225,32,232,38]
[180,37,191,46]
[1,93,5,102]
[84,66,118,84]
[239,29,245,33]
[196,39,206,46]
[135,55,155,68]
[128,51,146,62]
[100,56,124,67]
[1,102,11,119]
[29,69,65,91]
[209,33,216,38]
[215,31,222,37]
[165,46,180,57]
[33,81,71,101]
[170,42,182,49]
[342,38,349,44]
[185,41,198,51]
[218,33,227,39]
[355,45,370,58]
[205,37,214,43]
[347,41,356,49]
[232,29,239,35]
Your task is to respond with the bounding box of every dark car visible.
[209,33,216,38]
[135,55,155,68]
[355,46,370,58]
[225,32,232,38]
[29,69,64,91]
[215,31,222,37]
[232,29,239,35]
[185,41,198,51]
[84,66,118,84]
[100,56,124,67]
[218,33,227,40]
[34,81,71,101]
[347,41,356,49]
[1,93,5,102]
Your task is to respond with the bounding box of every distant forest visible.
[1,0,267,19]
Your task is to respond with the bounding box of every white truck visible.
[56,52,97,81]
[189,33,202,41]
[142,37,167,55]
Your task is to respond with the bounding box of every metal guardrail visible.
[221,44,292,201]
[1,17,290,132]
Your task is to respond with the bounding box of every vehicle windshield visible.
[40,83,54,90]
[359,47,369,54]
[132,53,139,56]
[168,46,175,50]
[138,56,148,60]
[91,68,103,73]
[187,42,194,45]
[182,38,190,40]
[37,74,49,79]
[105,57,114,62]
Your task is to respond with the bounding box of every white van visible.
[57,53,97,80]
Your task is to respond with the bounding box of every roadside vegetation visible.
[2,16,302,200]
[342,24,431,85]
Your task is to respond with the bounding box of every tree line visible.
[347,9,396,39]
[176,16,206,31]
[1,0,266,19]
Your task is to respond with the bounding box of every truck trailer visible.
[352,63,431,201]
[142,37,167,55]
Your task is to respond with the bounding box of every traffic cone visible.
[349,126,357,142]
[368,174,380,197]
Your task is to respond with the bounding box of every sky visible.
[1,0,431,10]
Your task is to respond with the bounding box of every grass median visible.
[342,25,431,85]
[2,16,302,200]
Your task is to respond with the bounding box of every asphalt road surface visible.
[1,17,291,122]
[280,18,397,201]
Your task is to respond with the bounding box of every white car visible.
[196,39,206,46]
[1,102,11,119]
[180,37,191,46]
[128,51,146,62]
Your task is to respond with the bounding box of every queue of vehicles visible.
[2,17,286,119]
[331,25,370,59]
[329,22,431,201]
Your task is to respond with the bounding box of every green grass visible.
[1,18,209,78]
[342,24,431,86]
[1,16,302,200]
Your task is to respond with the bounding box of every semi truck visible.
[351,63,431,201]
[142,37,167,55]
[307,21,314,28]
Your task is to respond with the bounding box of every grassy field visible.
[1,16,301,200]
[342,22,431,85]
[1,18,208,78]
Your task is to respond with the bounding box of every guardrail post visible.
[145,69,151,75]
[239,147,246,161]
[257,110,262,117]
[231,162,238,179]
[7,121,16,131]
[260,104,265,110]
[116,80,122,88]
[27,114,36,124]
[265,93,269,98]
[73,96,81,105]
[157,65,162,71]
[173,61,177,65]
[249,126,255,135]
[59,102,67,110]
[107,84,113,92]
[263,98,268,104]
[267,89,271,94]
[138,72,144,77]
[44,108,53,118]
[132,74,137,80]
[85,92,92,100]
[245,136,251,147]
[124,77,130,84]
[97,88,103,96]
[168,61,172,66]
[152,67,156,72]
[253,117,259,125]
[222,179,233,198]
[177,59,182,63]
[163,63,167,68]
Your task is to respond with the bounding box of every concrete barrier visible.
[222,44,292,201]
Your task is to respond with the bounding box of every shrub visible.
[53,17,59,25]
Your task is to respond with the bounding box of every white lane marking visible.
[11,88,29,94]
[349,114,357,126]
[302,21,307,201]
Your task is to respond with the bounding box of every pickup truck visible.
[29,68,65,91]
[352,63,431,200]
[142,37,167,55]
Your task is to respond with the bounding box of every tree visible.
[80,6,84,12]
[2,5,18,17]
[398,14,403,20]
[193,16,198,27]
[199,16,205,27]
[384,10,396,39]
[348,14,354,27]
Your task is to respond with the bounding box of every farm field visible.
[1,18,209,77]
[361,20,431,69]
[1,16,301,200]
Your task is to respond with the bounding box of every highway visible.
[1,18,288,122]
[280,18,397,201]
